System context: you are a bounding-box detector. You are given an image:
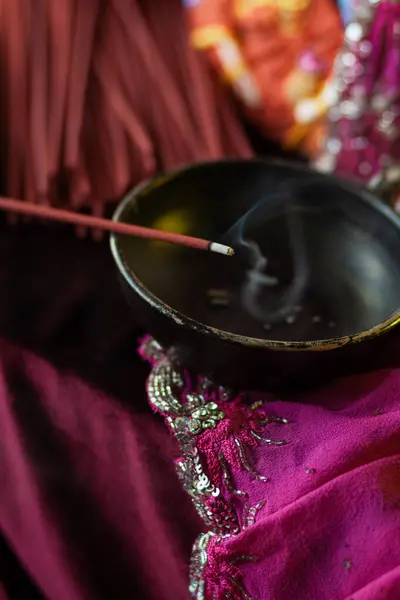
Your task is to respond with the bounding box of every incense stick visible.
[0,197,234,256]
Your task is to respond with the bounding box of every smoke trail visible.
[222,175,327,325]
[241,203,310,323]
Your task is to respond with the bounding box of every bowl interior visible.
[112,161,400,342]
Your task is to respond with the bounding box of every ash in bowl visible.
[116,162,400,344]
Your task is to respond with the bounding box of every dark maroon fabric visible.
[1,218,400,600]
[0,217,201,599]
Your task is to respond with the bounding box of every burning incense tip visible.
[0,196,235,257]
[209,242,235,256]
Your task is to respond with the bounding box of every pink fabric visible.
[0,344,398,600]
[221,373,400,599]
[0,220,399,599]
[141,338,400,600]
[0,339,201,599]
[196,399,267,487]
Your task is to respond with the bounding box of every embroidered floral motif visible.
[190,533,257,600]
[203,536,257,600]
[140,335,288,493]
[139,336,289,600]
[197,399,287,487]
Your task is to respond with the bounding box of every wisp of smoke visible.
[220,173,383,334]
[222,176,323,325]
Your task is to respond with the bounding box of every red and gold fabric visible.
[184,0,342,156]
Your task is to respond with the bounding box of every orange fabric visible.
[186,0,233,33]
[185,0,342,155]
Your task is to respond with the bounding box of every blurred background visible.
[0,0,344,221]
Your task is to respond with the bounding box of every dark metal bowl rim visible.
[110,159,400,353]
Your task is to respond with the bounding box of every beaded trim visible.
[139,336,289,600]
[315,0,400,180]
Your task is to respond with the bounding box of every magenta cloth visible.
[0,219,399,599]
[217,373,400,599]
[0,340,204,600]
[0,219,202,599]
[141,337,400,600]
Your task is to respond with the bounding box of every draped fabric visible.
[0,219,399,599]
[0,217,202,599]
[0,2,398,599]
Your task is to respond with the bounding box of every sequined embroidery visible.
[189,533,258,600]
[141,337,287,489]
[197,400,288,487]
[315,0,400,184]
[140,336,289,600]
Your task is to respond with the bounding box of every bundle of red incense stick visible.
[0,0,253,229]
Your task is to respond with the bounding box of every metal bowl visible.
[111,160,400,391]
